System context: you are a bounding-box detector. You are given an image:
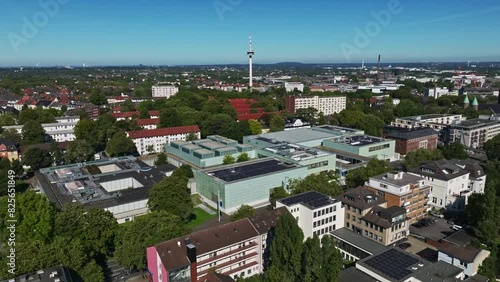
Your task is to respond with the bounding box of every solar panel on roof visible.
[211,160,293,182]
[364,249,420,280]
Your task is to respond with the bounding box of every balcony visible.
[197,252,259,278]
[197,241,258,267]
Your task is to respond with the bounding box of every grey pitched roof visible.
[339,187,386,211]
[409,160,469,181]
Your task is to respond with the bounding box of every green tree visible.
[105,131,137,157]
[484,135,500,160]
[148,176,193,220]
[172,164,194,179]
[237,153,250,162]
[223,154,236,165]
[0,129,22,144]
[248,119,263,135]
[404,148,443,169]
[439,142,468,160]
[200,113,234,137]
[269,114,284,132]
[159,108,183,128]
[22,148,53,170]
[301,236,322,282]
[120,99,135,112]
[21,120,46,145]
[269,187,289,209]
[230,205,256,221]
[114,211,189,270]
[288,172,342,197]
[320,235,343,282]
[0,114,16,127]
[187,132,198,141]
[18,108,56,124]
[356,114,385,137]
[64,140,95,163]
[89,89,108,106]
[154,152,168,166]
[139,108,150,119]
[11,159,23,177]
[49,142,64,165]
[269,213,304,281]
[346,159,392,188]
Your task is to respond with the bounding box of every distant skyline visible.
[1,0,500,66]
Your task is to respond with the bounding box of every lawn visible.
[187,207,217,229]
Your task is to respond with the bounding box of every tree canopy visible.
[148,175,193,221]
[230,205,256,221]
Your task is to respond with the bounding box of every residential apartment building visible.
[364,172,431,224]
[451,159,486,195]
[408,160,472,211]
[424,87,459,99]
[0,138,19,161]
[127,125,201,155]
[152,85,179,98]
[147,208,288,282]
[3,116,80,143]
[339,187,409,246]
[391,114,465,130]
[285,95,346,115]
[276,191,344,239]
[446,115,500,148]
[137,118,160,130]
[385,128,439,155]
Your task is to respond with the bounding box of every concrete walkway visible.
[196,204,216,215]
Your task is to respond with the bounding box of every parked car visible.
[431,211,444,218]
[399,242,412,250]
[452,225,462,231]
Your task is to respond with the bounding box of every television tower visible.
[247,34,255,89]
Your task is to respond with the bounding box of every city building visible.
[385,128,439,155]
[341,248,469,282]
[167,135,256,169]
[445,115,500,148]
[322,135,396,161]
[424,87,459,99]
[0,266,73,282]
[195,158,308,214]
[34,156,175,223]
[391,114,465,130]
[112,110,160,121]
[408,160,472,211]
[330,227,388,263]
[152,85,179,98]
[285,95,347,115]
[0,138,19,161]
[2,116,80,143]
[137,118,160,130]
[438,243,490,278]
[276,191,345,239]
[127,125,201,155]
[255,142,336,175]
[339,187,410,246]
[284,118,311,131]
[284,82,304,92]
[364,172,431,223]
[147,208,289,282]
[451,159,486,195]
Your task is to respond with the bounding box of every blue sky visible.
[1,0,499,66]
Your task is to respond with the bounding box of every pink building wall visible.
[147,246,169,282]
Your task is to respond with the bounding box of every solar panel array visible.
[211,159,292,182]
[279,191,334,209]
[364,248,420,281]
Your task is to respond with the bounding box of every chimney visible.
[187,244,197,282]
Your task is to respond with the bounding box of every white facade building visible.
[276,191,344,240]
[127,125,201,155]
[391,114,465,130]
[152,85,179,98]
[288,96,347,115]
[2,116,80,143]
[284,82,304,93]
[438,246,490,277]
[409,160,471,211]
[424,87,459,99]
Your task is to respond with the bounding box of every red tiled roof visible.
[127,125,200,139]
[137,118,160,126]
[238,111,280,121]
[112,112,139,119]
[148,110,160,116]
